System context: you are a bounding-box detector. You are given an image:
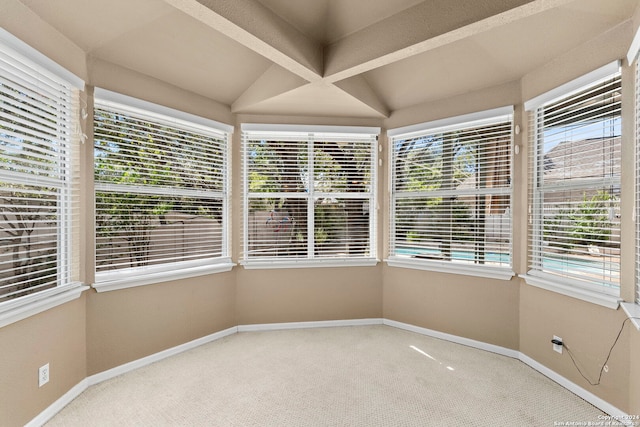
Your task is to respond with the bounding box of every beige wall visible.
[631,331,640,416]
[86,272,236,375]
[0,296,86,427]
[383,267,520,349]
[236,267,383,325]
[520,284,631,411]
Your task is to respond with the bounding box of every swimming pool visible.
[394,247,620,282]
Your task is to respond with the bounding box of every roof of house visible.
[543,137,621,183]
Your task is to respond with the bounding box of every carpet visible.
[46,325,605,426]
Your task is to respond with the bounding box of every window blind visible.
[528,69,621,295]
[241,126,378,264]
[0,40,79,302]
[94,96,231,278]
[388,112,513,270]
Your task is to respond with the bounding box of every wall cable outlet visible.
[552,336,563,354]
[39,363,49,387]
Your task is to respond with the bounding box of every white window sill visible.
[620,302,640,331]
[385,257,515,281]
[240,258,379,270]
[0,283,90,329]
[520,272,621,310]
[93,262,235,293]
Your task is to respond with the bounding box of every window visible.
[0,33,81,303]
[241,124,379,267]
[93,89,232,288]
[387,108,513,279]
[525,62,621,302]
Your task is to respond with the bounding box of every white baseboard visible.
[88,326,238,385]
[26,326,237,427]
[383,319,632,424]
[383,319,521,358]
[25,379,89,427]
[237,318,383,332]
[519,354,632,426]
[28,319,632,426]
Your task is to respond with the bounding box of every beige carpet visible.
[46,325,605,426]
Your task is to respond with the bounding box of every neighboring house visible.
[542,136,621,200]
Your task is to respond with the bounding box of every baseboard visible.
[25,326,238,426]
[25,379,88,427]
[88,326,238,386]
[519,354,632,426]
[28,319,632,426]
[384,319,632,422]
[237,318,383,332]
[383,319,520,358]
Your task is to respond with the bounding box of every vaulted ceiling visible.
[17,0,639,118]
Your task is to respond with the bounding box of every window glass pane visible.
[314,197,370,257]
[242,129,377,263]
[0,44,76,302]
[534,188,619,287]
[393,195,510,267]
[314,140,371,193]
[530,71,621,293]
[0,184,59,302]
[390,115,512,270]
[246,197,307,258]
[94,102,229,276]
[96,192,223,272]
[246,139,308,193]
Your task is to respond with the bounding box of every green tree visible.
[94,110,224,270]
[0,82,62,299]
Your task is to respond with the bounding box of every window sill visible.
[240,258,379,270]
[0,283,90,329]
[93,262,235,293]
[520,273,621,310]
[385,257,515,281]
[620,302,640,331]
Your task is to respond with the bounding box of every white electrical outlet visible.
[553,335,563,354]
[39,363,49,387]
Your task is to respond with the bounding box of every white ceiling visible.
[17,0,640,118]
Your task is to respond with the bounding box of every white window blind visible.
[0,38,79,303]
[528,68,621,296]
[241,125,378,265]
[388,110,513,273]
[94,92,231,280]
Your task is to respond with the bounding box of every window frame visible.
[386,107,515,280]
[0,29,88,327]
[635,55,640,308]
[240,124,380,269]
[92,89,234,292]
[522,61,622,309]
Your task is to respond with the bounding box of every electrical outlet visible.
[553,335,563,354]
[39,363,49,387]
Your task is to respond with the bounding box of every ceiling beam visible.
[232,64,307,113]
[323,0,576,83]
[164,0,323,82]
